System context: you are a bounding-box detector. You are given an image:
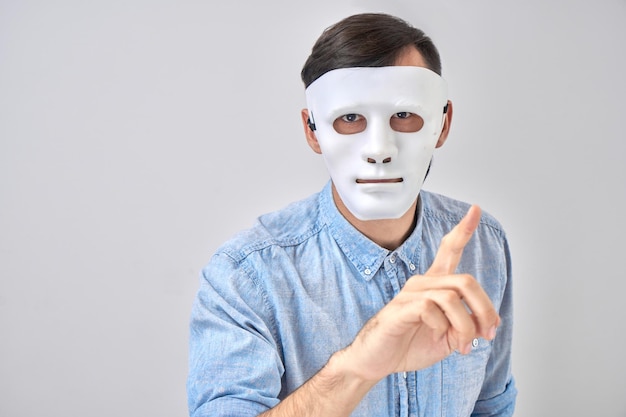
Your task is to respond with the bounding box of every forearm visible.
[259,349,377,417]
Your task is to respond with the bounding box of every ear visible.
[435,100,453,148]
[301,109,322,154]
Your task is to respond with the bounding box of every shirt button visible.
[409,263,416,271]
[364,268,371,275]
[472,338,479,348]
[389,255,396,264]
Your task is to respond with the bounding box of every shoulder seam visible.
[219,222,327,263]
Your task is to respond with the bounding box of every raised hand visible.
[341,205,501,383]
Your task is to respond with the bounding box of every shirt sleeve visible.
[187,252,283,417]
[471,234,517,417]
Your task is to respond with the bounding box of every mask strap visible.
[307,113,317,131]
[439,103,448,133]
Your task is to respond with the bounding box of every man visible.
[188,12,516,417]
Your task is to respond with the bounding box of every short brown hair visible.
[301,13,442,88]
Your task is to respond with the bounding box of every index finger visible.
[427,205,481,276]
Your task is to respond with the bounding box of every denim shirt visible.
[188,182,516,417]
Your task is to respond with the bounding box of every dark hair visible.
[301,13,442,88]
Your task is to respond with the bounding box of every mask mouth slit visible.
[355,178,403,184]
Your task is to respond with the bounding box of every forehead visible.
[305,66,447,115]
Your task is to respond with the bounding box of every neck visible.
[331,185,417,251]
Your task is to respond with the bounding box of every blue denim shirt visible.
[188,182,516,416]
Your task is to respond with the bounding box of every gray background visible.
[1,0,625,416]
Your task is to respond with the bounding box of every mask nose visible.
[361,118,397,164]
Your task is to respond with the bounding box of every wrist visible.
[260,348,381,417]
[321,348,380,397]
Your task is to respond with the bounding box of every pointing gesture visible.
[427,204,482,276]
[340,205,501,383]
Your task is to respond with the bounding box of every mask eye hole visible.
[333,113,367,134]
[390,112,424,133]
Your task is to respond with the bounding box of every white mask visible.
[305,66,448,220]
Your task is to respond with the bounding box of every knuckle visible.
[439,290,459,304]
[458,274,477,290]
[458,323,476,339]
[418,297,437,312]
[439,234,457,253]
[485,309,500,324]
[458,316,477,331]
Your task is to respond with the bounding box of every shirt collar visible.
[318,181,424,281]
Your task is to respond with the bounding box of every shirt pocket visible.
[441,338,492,417]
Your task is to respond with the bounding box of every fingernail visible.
[463,342,472,354]
[488,326,497,340]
